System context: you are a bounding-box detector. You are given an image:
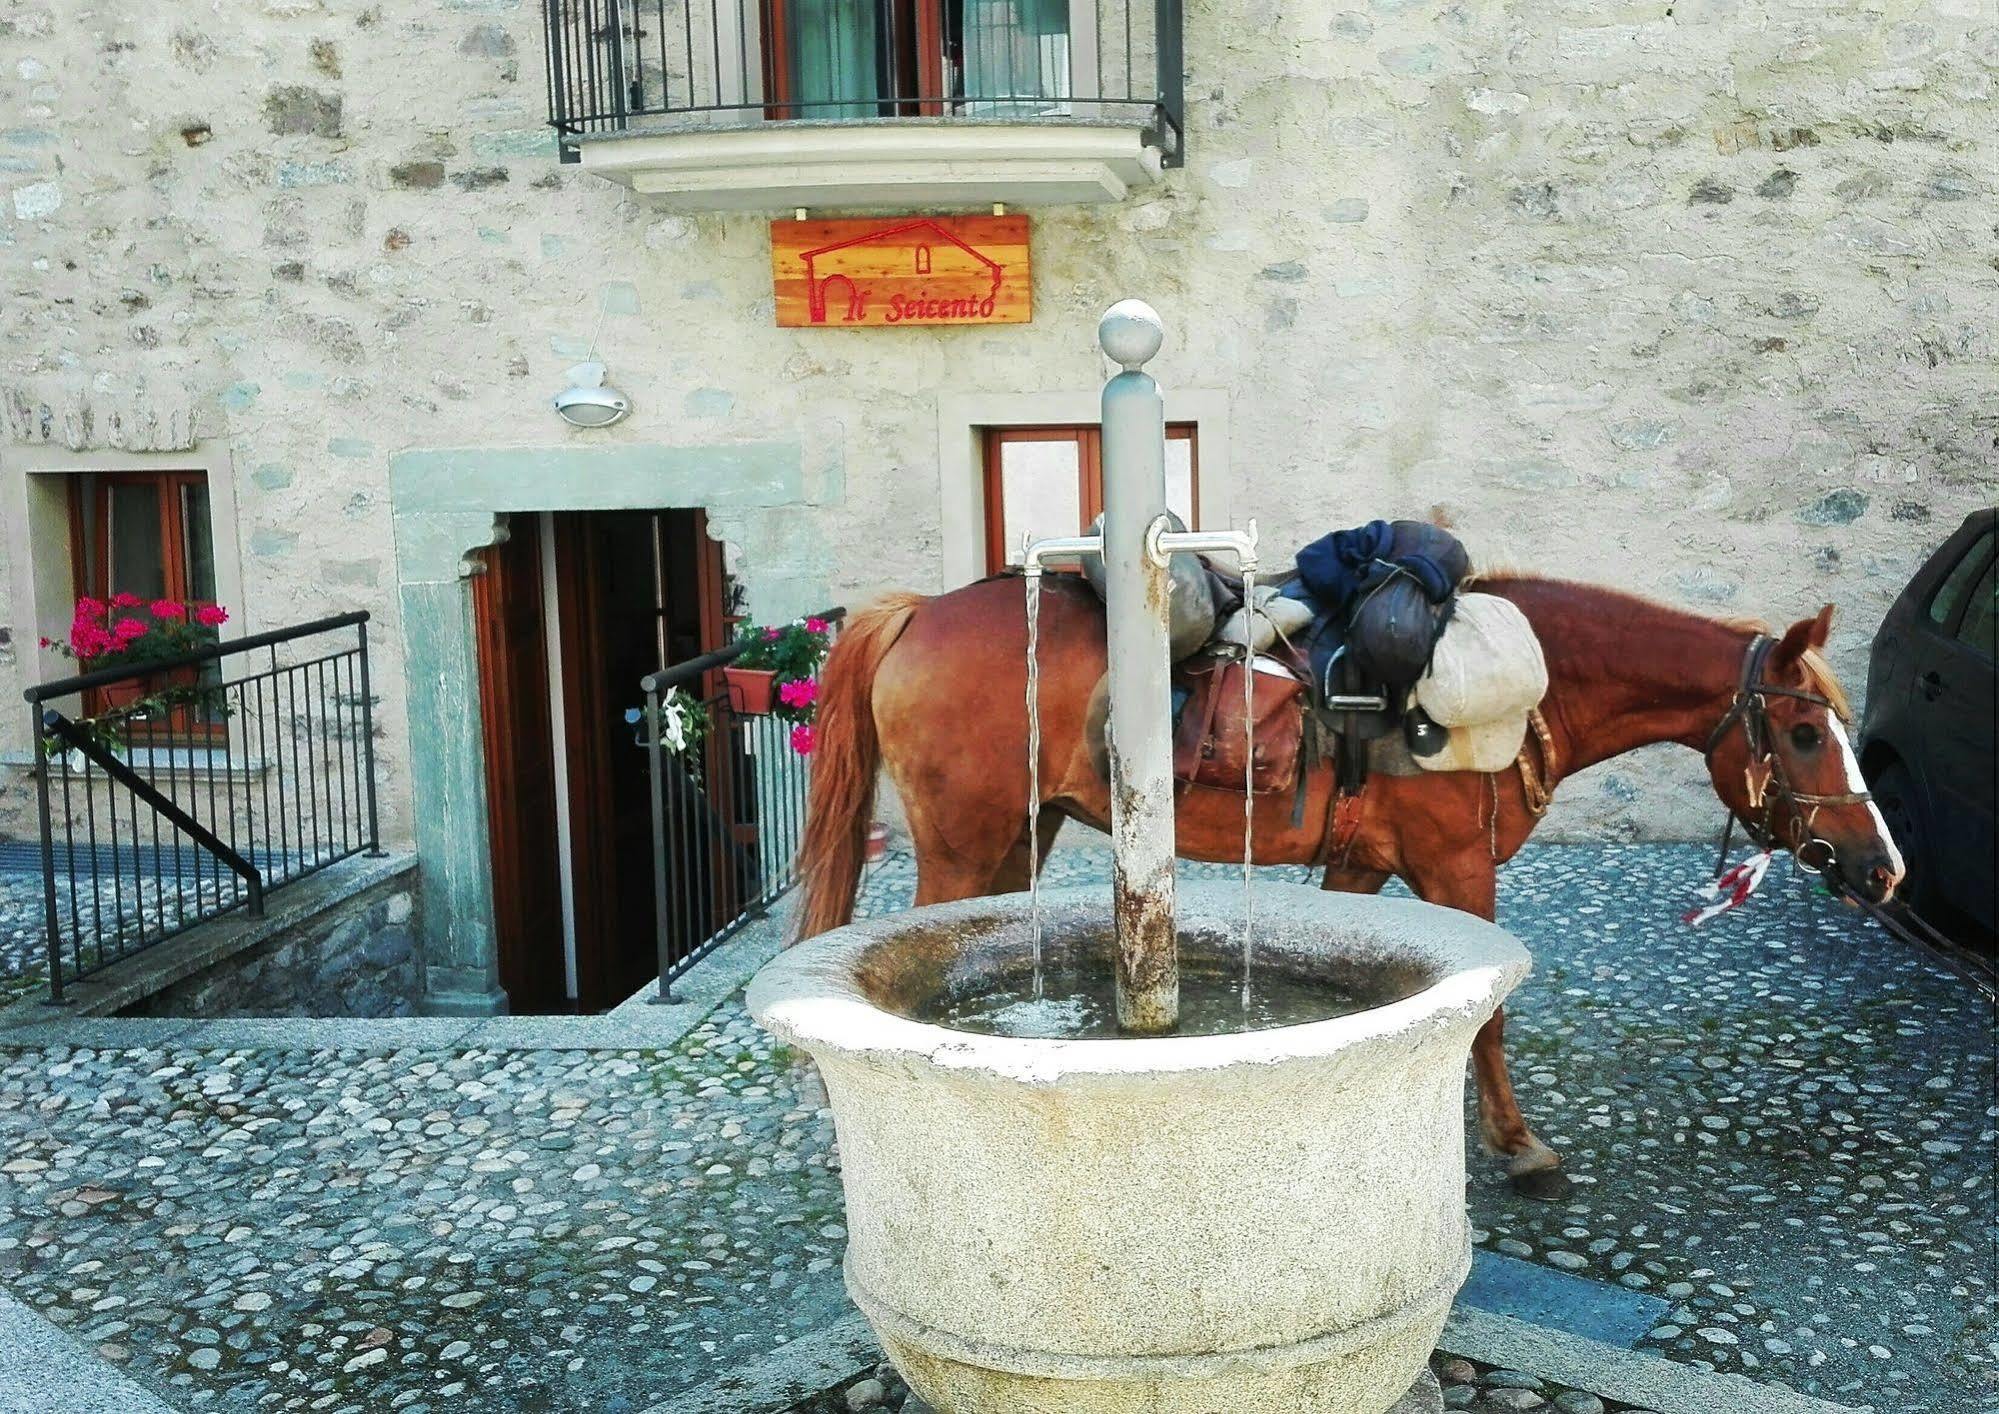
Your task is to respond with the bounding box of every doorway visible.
[472,508,729,1013]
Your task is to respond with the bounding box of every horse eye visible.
[1789,723,1823,751]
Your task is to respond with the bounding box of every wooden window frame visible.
[67,469,220,734]
[764,0,945,118]
[980,423,1198,575]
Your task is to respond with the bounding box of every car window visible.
[1954,558,1997,659]
[1927,532,1993,629]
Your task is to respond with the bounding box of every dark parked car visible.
[1860,508,1997,943]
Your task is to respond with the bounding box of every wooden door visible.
[552,512,675,1010]
[471,518,568,1013]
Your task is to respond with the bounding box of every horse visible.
[792,572,1906,1199]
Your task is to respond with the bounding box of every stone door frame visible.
[389,440,834,1015]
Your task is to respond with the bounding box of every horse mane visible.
[1467,570,1851,718]
[1800,649,1853,722]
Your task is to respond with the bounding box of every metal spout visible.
[1148,518,1259,574]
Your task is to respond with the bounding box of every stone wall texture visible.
[0,0,1993,844]
[121,870,421,1018]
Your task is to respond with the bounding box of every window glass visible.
[786,0,881,116]
[1927,533,1991,628]
[998,437,1082,556]
[106,481,169,601]
[1165,435,1195,528]
[958,0,1070,114]
[181,481,218,602]
[1954,559,1996,659]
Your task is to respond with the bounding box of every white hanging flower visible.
[658,696,690,753]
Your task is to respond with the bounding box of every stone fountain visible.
[749,302,1528,1414]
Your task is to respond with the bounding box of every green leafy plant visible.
[39,593,233,748]
[731,617,833,752]
[41,593,229,672]
[635,686,711,760]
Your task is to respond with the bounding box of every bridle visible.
[1699,636,1998,1003]
[1702,634,1870,875]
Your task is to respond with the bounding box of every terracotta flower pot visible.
[98,664,199,713]
[724,667,779,715]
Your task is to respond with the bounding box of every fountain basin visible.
[748,881,1529,1414]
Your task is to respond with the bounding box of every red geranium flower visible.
[194,604,229,627]
[110,591,142,609]
[150,599,188,620]
[789,723,816,755]
[75,597,106,620]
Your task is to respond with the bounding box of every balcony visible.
[542,0,1182,209]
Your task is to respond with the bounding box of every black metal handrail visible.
[640,606,848,694]
[26,613,380,1003]
[543,0,1184,164]
[643,607,845,1000]
[25,610,373,702]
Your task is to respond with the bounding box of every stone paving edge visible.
[633,1304,1867,1414]
[0,892,787,1052]
[1439,1306,1860,1414]
[638,1313,878,1414]
[0,1287,176,1414]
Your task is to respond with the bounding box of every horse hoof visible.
[1509,1166,1572,1203]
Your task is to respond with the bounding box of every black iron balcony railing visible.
[543,0,1183,162]
[24,613,381,1003]
[639,608,844,1001]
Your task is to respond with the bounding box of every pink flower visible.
[778,677,818,709]
[789,723,816,755]
[149,599,187,620]
[110,591,142,609]
[194,603,229,627]
[69,623,113,660]
[74,597,106,621]
[804,617,829,634]
[763,627,781,640]
[37,636,51,649]
[113,617,150,643]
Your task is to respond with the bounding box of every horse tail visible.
[793,592,923,942]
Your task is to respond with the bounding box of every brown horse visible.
[794,573,1905,1198]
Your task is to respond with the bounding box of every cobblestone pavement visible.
[0,843,1990,1413]
[0,868,235,1007]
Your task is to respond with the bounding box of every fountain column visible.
[1097,300,1179,1035]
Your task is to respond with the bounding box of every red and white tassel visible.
[1682,849,1773,927]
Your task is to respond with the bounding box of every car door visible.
[1918,543,1997,925]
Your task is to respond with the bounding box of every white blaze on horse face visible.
[1829,716,1906,881]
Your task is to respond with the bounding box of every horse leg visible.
[903,793,1037,908]
[1321,866,1390,895]
[1399,858,1570,1202]
[987,808,1065,893]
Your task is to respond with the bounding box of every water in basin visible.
[915,945,1407,1040]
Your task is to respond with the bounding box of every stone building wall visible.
[0,0,1992,851]
[120,867,421,1019]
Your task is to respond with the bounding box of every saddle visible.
[1170,652,1304,796]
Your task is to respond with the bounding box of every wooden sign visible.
[771,216,1030,328]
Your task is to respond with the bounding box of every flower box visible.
[97,664,200,714]
[723,667,779,715]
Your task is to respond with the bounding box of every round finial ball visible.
[1098,299,1164,370]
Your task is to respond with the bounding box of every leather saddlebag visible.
[1172,654,1304,796]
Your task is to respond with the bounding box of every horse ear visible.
[1771,604,1835,665]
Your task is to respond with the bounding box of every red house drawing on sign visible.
[799,219,1005,325]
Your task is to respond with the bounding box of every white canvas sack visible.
[1416,592,1547,727]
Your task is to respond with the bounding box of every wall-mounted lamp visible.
[553,361,630,427]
